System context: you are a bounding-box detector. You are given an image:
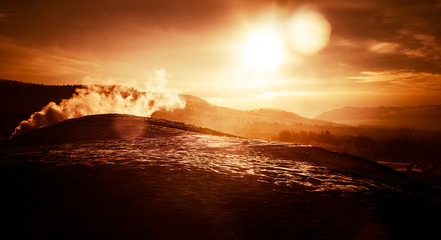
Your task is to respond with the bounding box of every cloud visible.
[0,35,101,82]
[318,0,441,74]
[411,34,441,60]
[0,11,15,21]
[348,71,415,83]
[0,0,239,45]
[325,31,441,75]
[348,70,441,91]
[314,0,378,10]
[0,13,10,21]
[369,42,401,54]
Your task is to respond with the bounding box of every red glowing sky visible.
[1,0,441,116]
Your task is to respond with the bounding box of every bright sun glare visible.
[235,8,330,90]
[240,9,330,73]
[241,28,286,72]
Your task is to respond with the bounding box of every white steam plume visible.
[10,69,185,139]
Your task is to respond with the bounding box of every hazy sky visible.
[1,0,441,116]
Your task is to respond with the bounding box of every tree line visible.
[274,129,441,172]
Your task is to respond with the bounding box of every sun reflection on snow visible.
[6,133,390,193]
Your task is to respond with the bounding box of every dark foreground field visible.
[1,114,440,239]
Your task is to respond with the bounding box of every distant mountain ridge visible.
[316,105,441,131]
[0,79,338,140]
[151,94,339,139]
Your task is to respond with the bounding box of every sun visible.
[231,9,330,90]
[240,28,286,72]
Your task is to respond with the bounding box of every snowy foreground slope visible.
[1,114,440,239]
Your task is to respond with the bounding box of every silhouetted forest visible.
[274,128,441,171]
[209,118,441,174]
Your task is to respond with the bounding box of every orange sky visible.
[1,0,441,117]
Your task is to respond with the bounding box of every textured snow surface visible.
[1,114,440,239]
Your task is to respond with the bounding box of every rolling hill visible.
[151,94,340,140]
[2,113,441,239]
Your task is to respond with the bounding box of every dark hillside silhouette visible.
[0,80,80,140]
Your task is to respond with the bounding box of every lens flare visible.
[285,9,331,55]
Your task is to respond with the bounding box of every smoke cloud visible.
[10,69,185,139]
